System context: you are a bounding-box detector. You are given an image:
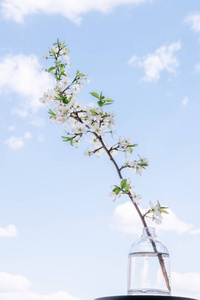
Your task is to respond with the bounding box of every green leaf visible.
[103,102,113,106]
[97,100,104,107]
[139,163,148,168]
[100,91,103,100]
[60,65,65,73]
[55,61,61,66]
[76,70,84,78]
[129,144,138,148]
[48,109,55,116]
[159,209,169,214]
[55,94,64,101]
[124,184,130,192]
[90,109,98,115]
[120,179,127,189]
[55,94,68,104]
[128,147,133,154]
[51,48,56,55]
[113,186,121,195]
[79,73,84,78]
[90,92,100,99]
[103,97,114,102]
[47,66,56,73]
[143,163,148,166]
[62,136,73,142]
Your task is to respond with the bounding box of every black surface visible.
[95,296,198,300]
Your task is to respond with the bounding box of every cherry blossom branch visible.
[40,39,170,293]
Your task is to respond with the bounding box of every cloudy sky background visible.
[1,0,200,299]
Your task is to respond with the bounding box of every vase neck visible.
[142,227,156,238]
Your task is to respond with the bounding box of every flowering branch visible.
[40,39,170,292]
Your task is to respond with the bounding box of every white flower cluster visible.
[40,41,116,151]
[126,156,149,175]
[118,137,132,153]
[149,201,163,224]
[109,179,142,205]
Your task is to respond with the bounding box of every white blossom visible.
[84,147,91,156]
[133,193,142,205]
[134,166,143,176]
[39,89,56,106]
[88,135,101,148]
[71,122,87,134]
[149,201,163,224]
[109,191,121,202]
[85,75,90,84]
[138,154,149,164]
[45,50,50,59]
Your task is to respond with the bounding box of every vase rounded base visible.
[128,289,170,296]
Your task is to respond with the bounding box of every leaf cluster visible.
[90,92,114,107]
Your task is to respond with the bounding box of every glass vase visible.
[127,227,171,295]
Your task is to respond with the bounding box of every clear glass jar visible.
[127,227,171,296]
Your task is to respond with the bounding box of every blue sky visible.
[1,0,200,299]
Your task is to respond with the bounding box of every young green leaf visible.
[62,136,73,142]
[160,209,169,214]
[113,186,121,195]
[90,109,98,115]
[47,66,56,73]
[128,147,133,154]
[51,48,56,55]
[97,100,104,107]
[103,98,114,102]
[76,70,84,78]
[90,92,100,99]
[124,184,130,192]
[48,109,55,116]
[120,179,127,189]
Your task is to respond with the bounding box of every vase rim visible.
[142,227,156,237]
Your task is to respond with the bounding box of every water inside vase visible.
[127,252,170,295]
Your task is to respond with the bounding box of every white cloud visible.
[0,54,53,115]
[8,125,16,131]
[4,132,32,150]
[4,136,25,150]
[182,96,188,106]
[0,272,30,292]
[0,291,81,300]
[195,63,200,73]
[111,201,200,235]
[172,271,200,299]
[185,12,200,32]
[11,108,28,118]
[128,41,181,82]
[30,117,45,127]
[1,0,153,24]
[0,225,18,237]
[0,272,81,300]
[24,131,32,139]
